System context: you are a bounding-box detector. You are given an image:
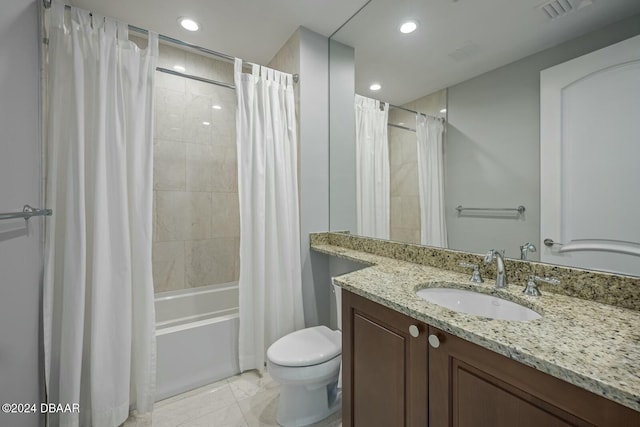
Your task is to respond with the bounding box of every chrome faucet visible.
[523,275,560,296]
[519,242,537,260]
[484,249,507,289]
[459,262,483,283]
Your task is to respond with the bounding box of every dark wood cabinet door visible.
[428,326,640,427]
[342,290,428,427]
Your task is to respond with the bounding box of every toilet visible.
[266,283,343,427]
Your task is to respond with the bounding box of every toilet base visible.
[276,381,341,427]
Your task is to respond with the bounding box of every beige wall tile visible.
[151,44,240,293]
[400,134,418,165]
[156,71,186,92]
[391,227,420,245]
[390,196,402,229]
[155,88,187,142]
[401,196,421,230]
[233,237,240,282]
[389,135,402,168]
[182,87,235,146]
[152,191,158,242]
[158,44,187,71]
[391,195,420,231]
[211,192,240,238]
[152,241,185,293]
[185,54,234,85]
[183,93,215,145]
[391,163,419,197]
[187,77,233,98]
[156,191,212,241]
[186,144,237,192]
[154,140,186,191]
[185,238,239,287]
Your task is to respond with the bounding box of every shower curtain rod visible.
[388,123,416,133]
[42,0,299,85]
[386,103,444,122]
[157,67,236,90]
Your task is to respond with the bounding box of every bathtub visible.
[155,283,240,401]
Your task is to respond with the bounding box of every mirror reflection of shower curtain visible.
[355,94,390,239]
[43,2,158,426]
[416,115,448,247]
[234,59,304,372]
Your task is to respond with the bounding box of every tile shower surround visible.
[151,43,240,293]
[388,89,447,245]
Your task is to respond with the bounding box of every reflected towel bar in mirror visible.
[456,205,525,215]
[544,238,640,257]
[0,205,53,221]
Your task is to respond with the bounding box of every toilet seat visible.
[267,326,341,367]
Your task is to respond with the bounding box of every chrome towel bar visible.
[456,205,525,214]
[0,205,53,221]
[544,238,640,257]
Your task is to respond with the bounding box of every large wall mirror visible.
[329,0,640,275]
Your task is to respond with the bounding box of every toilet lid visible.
[267,325,341,367]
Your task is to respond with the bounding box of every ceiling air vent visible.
[448,41,481,61]
[539,0,593,20]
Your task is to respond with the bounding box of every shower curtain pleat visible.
[416,115,448,247]
[234,59,304,372]
[355,94,390,239]
[43,1,158,425]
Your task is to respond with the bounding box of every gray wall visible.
[328,257,368,330]
[299,28,331,327]
[446,14,640,259]
[329,40,356,233]
[0,1,43,426]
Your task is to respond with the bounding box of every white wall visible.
[446,14,640,259]
[0,1,43,426]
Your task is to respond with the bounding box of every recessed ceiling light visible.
[173,65,186,73]
[179,17,199,32]
[440,108,447,113]
[369,83,382,91]
[400,21,418,34]
[212,105,222,110]
[202,121,210,126]
[398,122,405,125]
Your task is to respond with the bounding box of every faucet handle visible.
[523,275,560,296]
[459,262,483,283]
[484,249,505,262]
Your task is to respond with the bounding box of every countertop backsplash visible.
[310,232,640,312]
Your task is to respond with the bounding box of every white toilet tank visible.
[331,279,342,330]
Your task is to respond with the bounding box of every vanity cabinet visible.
[342,289,640,427]
[428,326,639,427]
[342,290,428,427]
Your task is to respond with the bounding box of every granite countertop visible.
[311,242,640,413]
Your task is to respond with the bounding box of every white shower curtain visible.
[355,94,390,239]
[234,59,304,372]
[43,2,157,426]
[416,115,448,247]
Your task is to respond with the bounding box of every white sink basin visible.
[416,287,541,321]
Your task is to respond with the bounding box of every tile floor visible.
[149,371,342,427]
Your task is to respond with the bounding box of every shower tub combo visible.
[154,283,240,400]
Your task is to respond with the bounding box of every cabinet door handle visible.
[428,334,441,349]
[409,325,420,338]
